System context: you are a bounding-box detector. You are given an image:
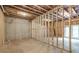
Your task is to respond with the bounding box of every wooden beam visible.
[8,5,40,16]
[72,6,78,17]
[47,5,53,10]
[21,5,44,14]
[49,5,57,9]
[52,6,70,19]
[72,7,77,15]
[64,9,71,18]
[53,13,62,19]
[66,6,78,18]
[35,5,48,12]
[71,7,78,18]
[49,6,64,19]
[56,7,70,19]
[0,5,6,13]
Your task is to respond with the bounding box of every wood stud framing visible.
[32,5,76,53]
[46,12,50,52]
[51,10,54,45]
[69,6,72,53]
[56,8,58,47]
[44,14,47,43]
[62,6,65,52]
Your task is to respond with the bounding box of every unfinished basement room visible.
[0,5,79,53]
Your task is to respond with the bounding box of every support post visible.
[62,6,65,52]
[69,6,72,53]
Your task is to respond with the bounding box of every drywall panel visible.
[5,17,31,41]
[0,9,5,46]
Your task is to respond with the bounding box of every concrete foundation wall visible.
[5,17,31,41]
[0,9,5,46]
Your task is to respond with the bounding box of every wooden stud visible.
[41,15,43,25]
[35,18,37,40]
[38,17,39,40]
[42,15,44,41]
[43,16,45,42]
[52,10,54,45]
[47,12,49,44]
[35,17,37,40]
[5,17,7,44]
[56,8,58,47]
[44,13,47,41]
[46,12,49,52]
[38,17,40,40]
[69,6,72,53]
[38,17,40,24]
[39,16,41,40]
[44,14,47,43]
[40,15,42,25]
[48,12,51,45]
[62,6,65,52]
[15,18,16,40]
[40,15,42,41]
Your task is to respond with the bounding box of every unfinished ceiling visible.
[0,5,79,20]
[0,5,56,20]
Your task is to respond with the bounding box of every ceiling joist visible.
[20,5,44,14]
[7,5,40,16]
[35,5,48,12]
[47,5,53,10]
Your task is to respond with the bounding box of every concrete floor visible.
[0,39,66,53]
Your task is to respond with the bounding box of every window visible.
[64,25,79,52]
[72,25,79,39]
[64,26,69,38]
[64,25,79,39]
